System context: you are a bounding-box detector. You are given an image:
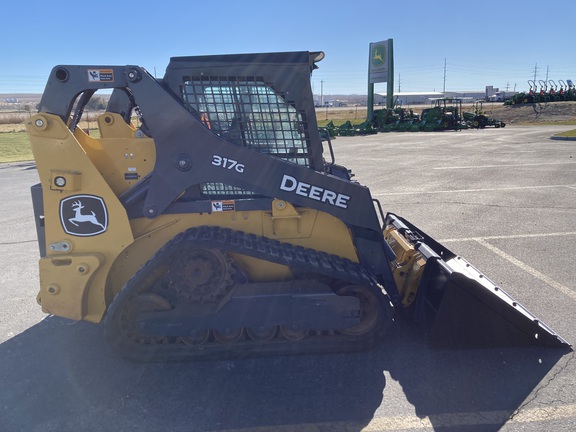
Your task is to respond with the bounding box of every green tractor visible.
[418,98,464,131]
[463,101,505,129]
[506,80,537,105]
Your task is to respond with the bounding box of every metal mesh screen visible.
[182,76,312,197]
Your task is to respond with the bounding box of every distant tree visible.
[86,96,106,111]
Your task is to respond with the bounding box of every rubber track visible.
[105,226,393,362]
[186,226,379,288]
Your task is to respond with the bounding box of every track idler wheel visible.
[180,330,210,346]
[280,325,310,341]
[246,326,277,341]
[213,328,244,343]
[106,293,172,360]
[336,285,382,336]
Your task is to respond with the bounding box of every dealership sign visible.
[369,39,392,84]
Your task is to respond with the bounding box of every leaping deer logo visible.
[69,200,106,230]
[60,195,108,236]
[371,45,386,67]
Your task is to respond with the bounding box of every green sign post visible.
[367,39,394,121]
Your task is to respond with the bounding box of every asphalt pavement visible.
[0,125,575,431]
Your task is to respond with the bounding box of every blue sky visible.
[2,0,574,96]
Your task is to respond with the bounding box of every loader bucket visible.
[385,214,570,348]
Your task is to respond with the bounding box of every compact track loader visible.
[26,51,568,361]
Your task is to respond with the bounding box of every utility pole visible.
[532,63,539,82]
[398,73,401,92]
[320,80,324,107]
[545,65,549,82]
[443,58,447,93]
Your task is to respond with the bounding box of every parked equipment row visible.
[506,79,576,105]
[323,99,504,136]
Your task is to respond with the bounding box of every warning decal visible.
[87,69,114,83]
[211,200,235,212]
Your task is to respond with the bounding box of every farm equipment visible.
[372,108,420,132]
[322,121,339,138]
[463,101,505,128]
[566,79,576,101]
[537,80,550,103]
[371,108,396,131]
[352,119,378,135]
[548,80,560,102]
[506,79,576,105]
[26,51,568,361]
[417,98,464,131]
[557,80,568,101]
[506,80,536,105]
[320,120,376,137]
[335,120,355,136]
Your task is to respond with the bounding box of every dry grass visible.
[0,120,101,163]
[0,111,103,133]
[315,107,368,121]
[554,129,576,137]
[0,112,29,132]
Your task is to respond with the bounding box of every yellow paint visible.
[27,112,360,323]
[26,113,134,322]
[384,226,425,307]
[74,113,156,195]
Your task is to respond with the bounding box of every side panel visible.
[26,114,134,322]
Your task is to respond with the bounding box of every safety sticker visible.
[87,69,114,83]
[60,195,108,236]
[211,200,235,212]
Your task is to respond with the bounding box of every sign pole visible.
[386,39,394,110]
[367,78,375,122]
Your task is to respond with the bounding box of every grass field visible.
[554,128,576,137]
[0,125,100,163]
[0,132,33,163]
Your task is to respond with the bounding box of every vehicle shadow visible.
[0,316,569,432]
[0,317,385,432]
[383,316,571,432]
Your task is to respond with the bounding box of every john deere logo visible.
[60,195,108,236]
[371,45,386,67]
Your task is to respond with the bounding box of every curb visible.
[550,136,576,141]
